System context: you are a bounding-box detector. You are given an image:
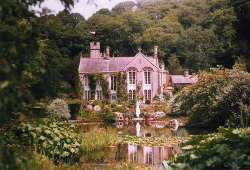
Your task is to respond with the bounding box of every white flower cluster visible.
[47,98,71,120]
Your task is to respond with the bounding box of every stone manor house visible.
[79,42,168,103]
[79,42,198,102]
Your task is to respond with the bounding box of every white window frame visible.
[144,89,151,100]
[97,90,102,100]
[85,90,90,101]
[144,70,151,84]
[129,90,136,100]
[111,75,116,91]
[129,70,136,84]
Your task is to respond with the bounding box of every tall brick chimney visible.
[90,42,101,58]
[184,69,189,77]
[105,46,110,60]
[154,46,158,59]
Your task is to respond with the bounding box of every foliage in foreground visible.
[2,119,82,163]
[170,127,250,169]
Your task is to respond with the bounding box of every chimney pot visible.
[184,69,189,77]
[154,46,158,59]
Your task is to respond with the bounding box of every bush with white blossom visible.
[47,98,71,120]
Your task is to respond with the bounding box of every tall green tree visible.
[176,26,224,72]
[177,0,210,28]
[0,0,76,124]
[139,0,179,19]
[111,1,136,15]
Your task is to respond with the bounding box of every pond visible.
[78,121,213,168]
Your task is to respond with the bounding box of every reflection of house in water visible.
[127,143,181,165]
[116,112,124,121]
[128,142,137,163]
[117,122,123,128]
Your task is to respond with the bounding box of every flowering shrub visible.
[47,98,70,120]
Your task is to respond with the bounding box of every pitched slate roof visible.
[79,55,159,73]
[170,75,198,84]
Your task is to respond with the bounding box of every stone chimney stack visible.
[161,63,165,71]
[184,69,189,77]
[90,42,101,58]
[105,46,110,60]
[154,46,158,59]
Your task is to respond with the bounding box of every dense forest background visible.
[0,0,249,123]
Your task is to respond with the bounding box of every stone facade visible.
[79,42,168,102]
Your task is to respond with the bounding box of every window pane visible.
[97,90,102,100]
[114,76,116,90]
[148,71,151,84]
[111,76,114,90]
[129,72,132,84]
[111,76,116,91]
[84,76,88,86]
[144,70,151,84]
[133,72,135,84]
[129,90,132,100]
[144,90,147,99]
[85,90,90,101]
[129,70,136,84]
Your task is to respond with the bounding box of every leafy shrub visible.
[47,99,70,120]
[22,119,82,162]
[92,100,102,107]
[115,106,127,113]
[129,99,136,106]
[219,71,250,128]
[101,107,117,123]
[67,99,81,120]
[1,119,82,163]
[145,99,151,105]
[170,127,250,169]
[171,69,230,127]
[173,84,188,95]
[102,99,111,105]
[111,103,117,108]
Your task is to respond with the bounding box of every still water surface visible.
[79,121,213,167]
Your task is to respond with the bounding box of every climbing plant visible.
[97,73,109,99]
[86,73,97,100]
[86,73,109,100]
[116,71,127,100]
